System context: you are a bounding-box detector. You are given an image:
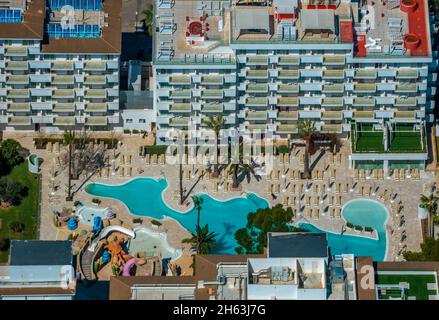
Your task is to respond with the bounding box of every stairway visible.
[80,249,95,280]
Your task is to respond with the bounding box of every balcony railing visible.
[202,90,223,99]
[7,75,29,84]
[85,103,107,112]
[278,84,299,93]
[245,111,267,120]
[169,103,191,112]
[323,55,345,65]
[84,61,107,71]
[395,83,417,92]
[52,75,75,85]
[7,89,30,98]
[8,115,31,125]
[245,97,267,107]
[54,116,76,126]
[201,75,223,84]
[5,47,28,56]
[170,90,191,98]
[321,111,343,120]
[322,69,344,79]
[278,56,300,65]
[322,97,343,106]
[395,97,417,106]
[246,69,269,79]
[353,83,377,92]
[170,75,191,85]
[7,103,30,112]
[169,117,190,126]
[396,69,418,79]
[201,104,223,113]
[320,124,342,133]
[277,124,298,133]
[53,103,75,112]
[84,75,106,85]
[322,84,344,92]
[353,111,374,119]
[277,111,298,120]
[6,61,28,70]
[246,56,269,65]
[353,97,375,106]
[247,83,269,93]
[53,89,75,99]
[277,97,299,106]
[85,116,108,126]
[52,61,74,70]
[278,69,299,79]
[394,111,416,119]
[354,69,377,79]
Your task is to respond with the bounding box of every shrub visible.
[364,226,374,233]
[354,225,363,232]
[9,221,25,233]
[346,222,354,229]
[0,238,10,252]
[91,198,101,205]
[278,145,289,154]
[74,200,82,207]
[132,129,139,134]
[123,129,131,134]
[151,219,162,227]
[133,218,143,224]
[143,145,168,155]
[0,178,26,206]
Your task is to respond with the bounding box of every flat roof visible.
[10,240,73,266]
[268,232,328,258]
[0,0,45,39]
[42,0,122,54]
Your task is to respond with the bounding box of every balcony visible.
[323,55,345,65]
[353,83,377,93]
[322,84,344,93]
[85,103,107,112]
[52,61,74,70]
[246,124,267,131]
[277,97,299,107]
[8,116,31,125]
[84,75,106,85]
[7,89,30,98]
[202,89,223,99]
[277,111,298,120]
[246,55,269,65]
[278,69,299,79]
[320,124,342,134]
[277,124,298,134]
[322,97,343,107]
[52,75,75,85]
[169,117,190,127]
[201,75,223,84]
[53,89,75,99]
[6,75,29,84]
[396,69,418,79]
[85,116,108,126]
[170,75,191,85]
[201,103,223,113]
[394,111,416,120]
[5,47,28,57]
[247,83,269,93]
[321,111,343,120]
[278,56,300,65]
[169,103,191,113]
[53,103,75,112]
[6,61,28,70]
[354,69,377,79]
[353,111,374,119]
[7,103,30,112]
[54,116,76,126]
[246,69,269,79]
[322,69,344,79]
[84,89,106,99]
[395,83,417,93]
[84,61,107,71]
[170,90,191,99]
[277,84,299,93]
[395,97,417,107]
[245,97,267,107]
[353,97,375,106]
[245,110,267,121]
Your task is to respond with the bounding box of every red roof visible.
[406,0,429,56]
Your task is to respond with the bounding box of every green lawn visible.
[389,124,424,152]
[356,132,385,152]
[376,274,438,300]
[0,162,39,262]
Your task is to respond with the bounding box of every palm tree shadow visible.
[212,222,236,253]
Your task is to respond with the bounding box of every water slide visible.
[88,225,136,252]
[122,258,136,276]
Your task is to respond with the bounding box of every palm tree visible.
[226,143,259,188]
[141,4,154,37]
[63,130,76,201]
[420,193,438,238]
[203,115,225,177]
[182,224,220,254]
[192,195,204,254]
[297,120,316,179]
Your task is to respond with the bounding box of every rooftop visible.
[267,232,329,258]
[9,240,73,266]
[153,0,431,62]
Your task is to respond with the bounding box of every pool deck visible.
[5,131,435,265]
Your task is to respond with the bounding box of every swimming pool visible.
[299,199,389,261]
[85,178,269,254]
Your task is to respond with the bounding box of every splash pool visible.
[299,199,389,261]
[85,178,269,254]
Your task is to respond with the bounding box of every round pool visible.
[188,21,203,36]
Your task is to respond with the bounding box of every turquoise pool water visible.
[299,199,388,261]
[85,178,269,254]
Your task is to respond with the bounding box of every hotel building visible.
[0,0,121,132]
[153,0,437,170]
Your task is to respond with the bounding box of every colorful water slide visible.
[122,258,136,276]
[88,225,135,252]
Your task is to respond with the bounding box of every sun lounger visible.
[159,154,165,165]
[313,196,318,207]
[145,154,150,165]
[267,183,272,193]
[336,207,341,218]
[212,181,218,192]
[285,154,290,164]
[306,195,311,206]
[283,196,289,206]
[127,167,132,177]
[274,184,280,194]
[312,184,318,194]
[313,208,319,220]
[335,183,341,194]
[119,167,124,177]
[328,195,333,206]
[306,208,311,218]
[354,169,359,180]
[47,142,53,153]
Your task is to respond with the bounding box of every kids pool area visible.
[86,179,389,259]
[85,177,269,254]
[299,199,389,261]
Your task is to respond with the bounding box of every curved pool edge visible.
[341,198,390,261]
[84,176,270,234]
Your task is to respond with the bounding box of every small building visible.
[0,240,76,300]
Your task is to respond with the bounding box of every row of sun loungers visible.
[144,154,166,165]
[46,142,61,154]
[117,166,132,178]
